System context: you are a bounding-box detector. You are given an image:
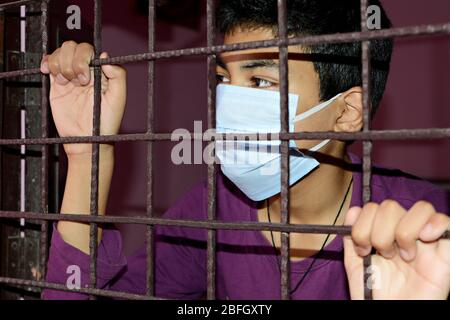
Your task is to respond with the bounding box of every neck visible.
[266,143,353,225]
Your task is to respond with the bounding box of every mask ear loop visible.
[292,93,342,122]
[292,93,342,156]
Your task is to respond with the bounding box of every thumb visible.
[99,52,127,106]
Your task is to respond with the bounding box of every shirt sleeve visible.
[108,182,208,299]
[42,223,127,300]
[42,182,207,300]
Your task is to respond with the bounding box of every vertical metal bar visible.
[277,0,290,300]
[19,5,26,240]
[145,0,155,297]
[89,0,103,297]
[360,0,373,300]
[39,0,49,285]
[206,0,217,300]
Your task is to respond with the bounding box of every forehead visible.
[220,26,303,64]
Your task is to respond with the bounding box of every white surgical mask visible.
[216,84,341,201]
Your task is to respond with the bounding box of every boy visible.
[41,0,450,299]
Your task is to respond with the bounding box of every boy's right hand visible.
[40,41,127,156]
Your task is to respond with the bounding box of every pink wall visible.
[61,0,450,254]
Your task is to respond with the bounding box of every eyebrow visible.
[216,56,279,71]
[240,60,279,70]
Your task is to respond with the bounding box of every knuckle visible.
[77,42,94,52]
[379,199,400,211]
[48,57,59,70]
[412,200,435,213]
[362,202,378,212]
[62,40,77,48]
[73,61,88,73]
[351,228,367,246]
[395,227,411,243]
[371,235,390,251]
[60,66,74,77]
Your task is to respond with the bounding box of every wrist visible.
[67,144,115,165]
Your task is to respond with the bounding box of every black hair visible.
[217,0,393,115]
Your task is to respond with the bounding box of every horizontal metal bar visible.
[0,67,40,79]
[0,128,450,146]
[0,210,449,238]
[0,0,42,10]
[90,22,450,65]
[0,277,163,300]
[0,22,448,80]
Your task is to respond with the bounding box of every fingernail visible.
[41,62,49,73]
[399,249,411,261]
[420,223,433,238]
[355,245,370,256]
[379,249,395,259]
[56,73,68,84]
[78,74,87,84]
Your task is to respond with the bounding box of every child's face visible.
[217,26,344,151]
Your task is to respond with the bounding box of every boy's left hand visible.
[343,200,450,299]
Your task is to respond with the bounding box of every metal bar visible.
[88,0,103,298]
[2,128,450,146]
[0,277,165,300]
[206,0,217,300]
[277,0,291,300]
[360,0,373,301]
[145,0,155,297]
[1,22,449,80]
[0,210,449,238]
[38,0,49,288]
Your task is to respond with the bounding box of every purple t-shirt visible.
[42,153,449,300]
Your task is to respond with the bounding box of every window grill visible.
[0,0,449,300]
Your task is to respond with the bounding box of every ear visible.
[334,87,363,133]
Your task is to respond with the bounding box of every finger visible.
[73,42,94,85]
[419,213,450,242]
[99,52,127,104]
[343,206,364,263]
[351,202,378,256]
[343,206,364,300]
[424,214,450,265]
[48,48,69,85]
[371,200,406,259]
[40,55,49,74]
[396,201,436,262]
[59,41,77,81]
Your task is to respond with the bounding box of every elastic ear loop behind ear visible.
[292,93,342,155]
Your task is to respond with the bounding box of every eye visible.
[216,74,230,84]
[252,77,275,88]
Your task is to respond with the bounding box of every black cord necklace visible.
[266,177,353,295]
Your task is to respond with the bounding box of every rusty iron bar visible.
[88,0,103,298]
[206,0,217,300]
[0,277,164,300]
[361,0,373,301]
[1,129,450,146]
[145,0,156,298]
[1,22,449,80]
[277,0,291,301]
[0,209,449,239]
[39,0,49,291]
[0,0,448,301]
